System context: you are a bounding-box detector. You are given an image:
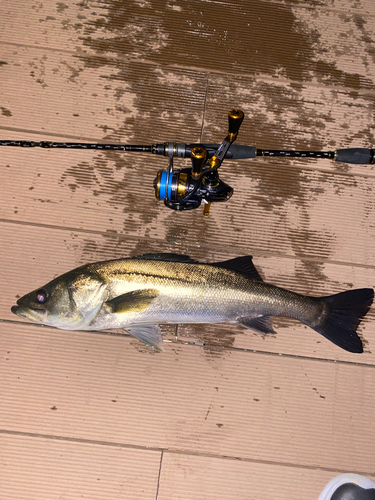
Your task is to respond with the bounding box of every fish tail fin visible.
[312,288,373,353]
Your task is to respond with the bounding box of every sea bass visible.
[11,253,374,353]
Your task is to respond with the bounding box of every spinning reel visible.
[153,109,245,214]
[1,109,374,216]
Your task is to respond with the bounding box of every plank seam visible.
[1,429,374,477]
[1,218,375,269]
[155,450,164,500]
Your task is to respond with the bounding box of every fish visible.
[11,253,374,353]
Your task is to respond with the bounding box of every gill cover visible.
[62,274,108,329]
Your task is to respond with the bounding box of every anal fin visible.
[237,315,276,335]
[124,324,164,351]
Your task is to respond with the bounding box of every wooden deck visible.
[1,1,375,498]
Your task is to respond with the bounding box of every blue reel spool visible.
[158,169,173,200]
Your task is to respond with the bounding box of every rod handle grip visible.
[335,148,374,164]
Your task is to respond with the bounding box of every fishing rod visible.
[1,109,374,215]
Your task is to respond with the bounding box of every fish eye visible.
[35,289,48,304]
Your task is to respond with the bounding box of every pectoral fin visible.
[105,289,159,314]
[237,315,276,335]
[124,324,164,351]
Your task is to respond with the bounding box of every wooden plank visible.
[289,0,375,90]
[2,221,374,362]
[0,433,161,500]
[0,44,208,141]
[1,0,374,85]
[1,321,374,473]
[0,2,92,52]
[157,453,375,500]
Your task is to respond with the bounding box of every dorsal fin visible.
[133,253,263,280]
[133,253,198,263]
[213,256,263,281]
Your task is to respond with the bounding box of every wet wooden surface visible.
[1,1,375,499]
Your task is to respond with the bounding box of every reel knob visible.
[190,146,208,177]
[228,109,244,141]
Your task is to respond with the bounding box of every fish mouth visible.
[11,305,27,318]
[11,304,45,320]
[11,305,19,314]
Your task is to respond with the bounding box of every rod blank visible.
[0,141,373,164]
